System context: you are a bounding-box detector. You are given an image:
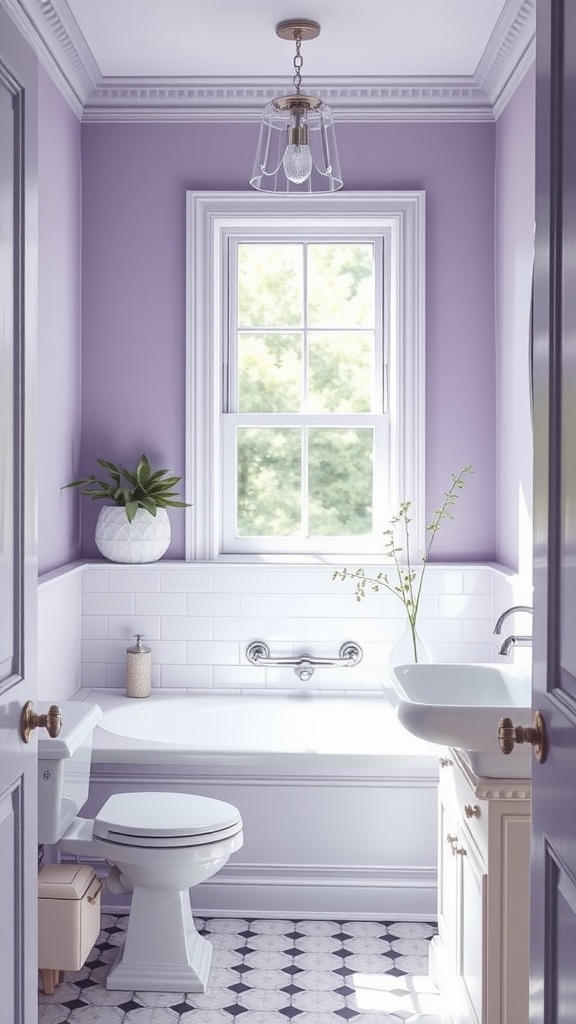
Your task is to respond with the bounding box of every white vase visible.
[95,506,171,563]
[390,620,433,667]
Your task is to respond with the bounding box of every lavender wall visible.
[495,66,536,572]
[38,66,82,574]
[79,119,496,561]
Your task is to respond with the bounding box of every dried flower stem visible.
[333,466,473,662]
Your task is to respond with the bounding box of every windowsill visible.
[39,556,518,584]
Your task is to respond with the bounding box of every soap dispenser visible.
[126,634,152,698]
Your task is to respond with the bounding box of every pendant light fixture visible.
[250,19,343,194]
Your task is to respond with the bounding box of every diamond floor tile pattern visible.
[38,915,443,1023]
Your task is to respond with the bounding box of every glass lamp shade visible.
[250,94,343,194]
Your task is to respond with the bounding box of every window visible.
[186,191,425,560]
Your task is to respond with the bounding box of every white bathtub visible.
[95,693,437,760]
[76,690,441,920]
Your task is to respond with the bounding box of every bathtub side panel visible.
[71,763,438,920]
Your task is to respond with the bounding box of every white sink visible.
[388,662,533,778]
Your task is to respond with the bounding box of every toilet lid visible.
[93,792,242,848]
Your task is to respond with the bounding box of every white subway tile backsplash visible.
[265,617,322,642]
[107,615,161,641]
[161,663,214,687]
[134,592,187,616]
[214,570,266,593]
[419,616,465,643]
[160,568,213,592]
[147,639,188,663]
[438,594,493,619]
[464,618,494,644]
[38,570,83,700]
[435,642,495,663]
[240,593,294,617]
[264,569,326,593]
[161,616,213,641]
[83,615,109,639]
[84,591,135,615]
[82,568,110,592]
[425,571,464,594]
[186,592,240,617]
[40,561,531,697]
[80,662,106,689]
[213,616,267,641]
[108,569,161,592]
[82,638,128,663]
[464,570,493,595]
[213,665,266,688]
[186,640,239,665]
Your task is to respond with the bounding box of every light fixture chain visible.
[292,32,303,94]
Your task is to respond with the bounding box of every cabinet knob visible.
[20,702,62,744]
[464,804,481,819]
[498,710,546,763]
[439,757,454,768]
[446,833,466,856]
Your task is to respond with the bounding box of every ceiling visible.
[5,0,535,119]
[66,0,512,79]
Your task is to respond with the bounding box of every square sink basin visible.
[387,662,533,778]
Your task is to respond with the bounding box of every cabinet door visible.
[437,792,459,971]
[457,835,487,1024]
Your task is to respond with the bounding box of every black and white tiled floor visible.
[38,915,443,1023]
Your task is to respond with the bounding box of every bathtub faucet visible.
[245,641,363,680]
[493,605,533,656]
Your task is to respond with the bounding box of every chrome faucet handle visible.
[499,634,533,656]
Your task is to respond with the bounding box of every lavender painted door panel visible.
[531,1,576,1019]
[0,9,39,1022]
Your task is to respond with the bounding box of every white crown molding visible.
[5,0,535,122]
[0,0,98,116]
[476,0,536,117]
[82,75,494,123]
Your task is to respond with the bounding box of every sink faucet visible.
[493,605,533,656]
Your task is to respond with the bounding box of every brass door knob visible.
[20,702,62,744]
[498,710,546,763]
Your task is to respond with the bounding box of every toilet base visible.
[105,885,213,992]
[106,928,212,992]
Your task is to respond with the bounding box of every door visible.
[0,7,38,1023]
[531,0,576,1020]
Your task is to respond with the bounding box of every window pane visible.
[237,428,301,536]
[308,331,373,413]
[238,244,303,328]
[307,244,375,328]
[238,333,302,412]
[308,428,373,536]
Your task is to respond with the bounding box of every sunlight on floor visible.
[350,970,444,1019]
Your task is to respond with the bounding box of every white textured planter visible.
[95,506,171,564]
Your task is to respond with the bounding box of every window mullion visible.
[225,240,239,413]
[302,243,309,411]
[301,426,308,539]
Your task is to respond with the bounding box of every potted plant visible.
[64,454,191,563]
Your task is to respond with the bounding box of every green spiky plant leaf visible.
[63,454,191,522]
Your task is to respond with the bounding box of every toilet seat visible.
[93,792,243,848]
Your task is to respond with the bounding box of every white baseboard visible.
[64,855,437,921]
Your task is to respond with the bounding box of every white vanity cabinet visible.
[430,751,531,1024]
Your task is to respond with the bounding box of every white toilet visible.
[38,701,243,992]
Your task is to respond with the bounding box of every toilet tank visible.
[38,702,102,845]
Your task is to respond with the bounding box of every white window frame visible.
[186,190,425,561]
